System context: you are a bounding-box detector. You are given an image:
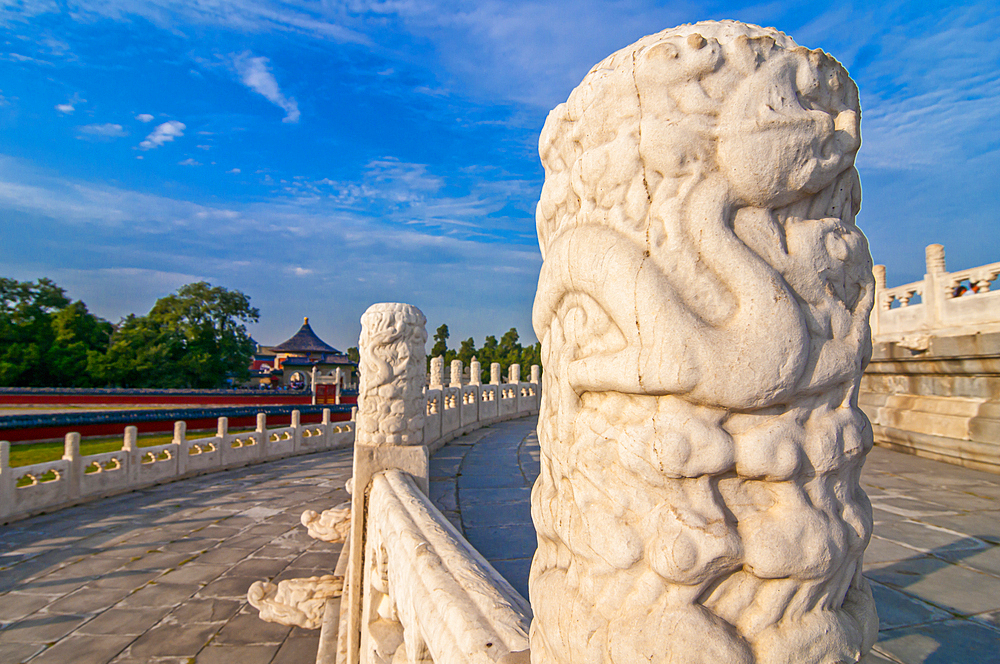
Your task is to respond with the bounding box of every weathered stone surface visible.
[248,575,344,630]
[530,19,877,664]
[356,303,428,447]
[301,505,351,543]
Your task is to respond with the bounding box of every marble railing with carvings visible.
[246,302,541,664]
[359,469,530,663]
[0,410,355,523]
[872,244,1000,344]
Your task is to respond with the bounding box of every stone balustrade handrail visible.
[872,244,1000,342]
[0,409,356,524]
[307,329,540,664]
[360,469,531,663]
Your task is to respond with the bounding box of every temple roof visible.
[270,317,341,354]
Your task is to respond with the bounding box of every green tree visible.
[478,335,498,367]
[457,337,477,367]
[0,278,112,386]
[431,324,450,359]
[48,301,114,386]
[94,282,259,388]
[521,341,542,375]
[498,327,522,370]
[346,346,360,364]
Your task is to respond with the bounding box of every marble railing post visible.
[291,409,302,452]
[450,359,463,388]
[429,356,444,389]
[871,264,886,337]
[63,433,81,501]
[508,363,521,385]
[321,408,331,444]
[470,358,482,385]
[925,243,947,329]
[0,441,12,521]
[173,421,188,474]
[490,362,501,385]
[344,302,429,664]
[123,426,139,484]
[256,413,267,459]
[530,21,877,664]
[531,364,541,384]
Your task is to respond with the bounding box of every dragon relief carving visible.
[357,303,428,447]
[530,20,877,664]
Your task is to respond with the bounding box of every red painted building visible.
[250,318,356,389]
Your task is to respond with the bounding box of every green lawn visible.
[7,428,255,468]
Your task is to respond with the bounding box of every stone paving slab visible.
[431,416,1000,664]
[0,447,352,663]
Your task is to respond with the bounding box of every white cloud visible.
[135,113,154,122]
[139,120,186,150]
[196,144,211,150]
[54,92,84,115]
[231,51,300,123]
[228,168,241,174]
[77,123,127,139]
[178,157,200,166]
[291,267,313,276]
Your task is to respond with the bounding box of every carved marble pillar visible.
[470,358,482,385]
[344,302,429,663]
[490,362,501,385]
[429,356,444,389]
[450,359,463,388]
[925,244,948,328]
[530,20,877,664]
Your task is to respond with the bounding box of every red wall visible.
[0,393,312,406]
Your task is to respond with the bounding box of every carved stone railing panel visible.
[531,20,877,664]
[332,300,540,664]
[873,245,1000,340]
[361,469,530,664]
[1,408,355,524]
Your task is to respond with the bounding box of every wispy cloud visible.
[0,153,542,343]
[231,52,300,123]
[77,123,127,139]
[139,120,185,150]
[178,157,200,166]
[135,113,154,122]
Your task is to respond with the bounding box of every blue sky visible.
[1,0,997,350]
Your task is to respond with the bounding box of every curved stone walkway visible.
[0,448,352,664]
[6,415,1000,664]
[431,416,1000,664]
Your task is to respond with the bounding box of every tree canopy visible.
[425,324,541,379]
[0,278,259,389]
[0,278,112,387]
[93,282,259,388]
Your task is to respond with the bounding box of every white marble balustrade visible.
[873,244,1000,341]
[0,409,356,524]
[359,469,531,663]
